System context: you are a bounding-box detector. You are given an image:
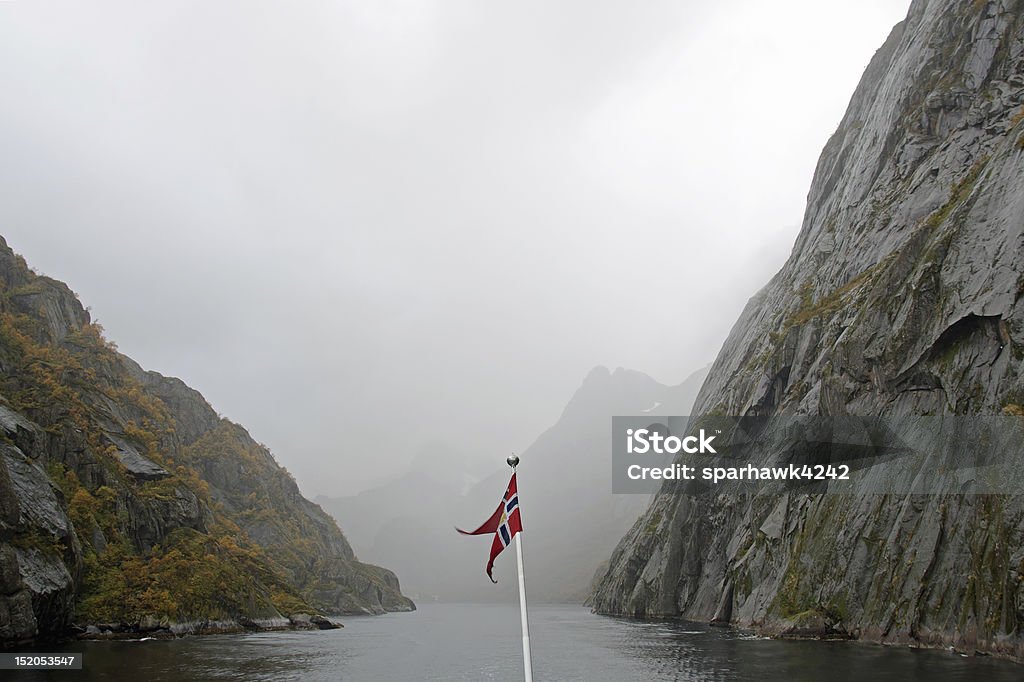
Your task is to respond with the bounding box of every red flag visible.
[457,473,522,582]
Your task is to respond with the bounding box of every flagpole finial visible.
[507,454,519,469]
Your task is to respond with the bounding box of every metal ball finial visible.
[507,454,520,469]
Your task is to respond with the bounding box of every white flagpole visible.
[508,455,533,682]
[515,532,534,682]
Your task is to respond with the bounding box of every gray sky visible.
[0,0,910,496]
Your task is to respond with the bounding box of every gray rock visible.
[0,546,22,595]
[593,0,1024,660]
[308,557,416,615]
[13,548,75,638]
[0,449,20,533]
[7,277,89,343]
[90,527,107,555]
[105,435,169,481]
[0,405,37,440]
[2,445,70,536]
[0,590,37,641]
[310,614,341,630]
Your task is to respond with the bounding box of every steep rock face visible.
[0,237,412,643]
[593,0,1024,658]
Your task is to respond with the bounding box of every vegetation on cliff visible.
[0,238,412,641]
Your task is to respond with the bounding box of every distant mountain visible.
[319,363,708,603]
[0,237,413,644]
[316,441,487,556]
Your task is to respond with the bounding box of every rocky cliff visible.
[592,0,1024,659]
[0,237,412,644]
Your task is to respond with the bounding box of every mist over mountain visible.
[0,1,912,500]
[319,364,707,603]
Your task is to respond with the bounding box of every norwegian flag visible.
[457,473,522,582]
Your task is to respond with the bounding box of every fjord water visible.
[25,604,1023,681]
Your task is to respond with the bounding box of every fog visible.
[0,0,910,498]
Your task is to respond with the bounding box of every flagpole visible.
[508,455,534,682]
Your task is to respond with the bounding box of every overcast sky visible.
[0,0,910,496]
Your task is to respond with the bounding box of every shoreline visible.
[590,609,1024,666]
[1,603,419,648]
[75,613,344,641]
[0,614,345,648]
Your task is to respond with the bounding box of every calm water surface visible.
[15,604,1024,681]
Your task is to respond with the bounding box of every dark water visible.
[14,604,1024,681]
